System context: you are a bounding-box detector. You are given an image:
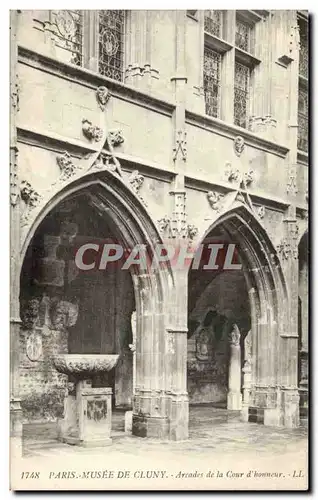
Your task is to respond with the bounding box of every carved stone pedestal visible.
[58,380,113,447]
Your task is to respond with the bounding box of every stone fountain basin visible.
[52,354,119,377]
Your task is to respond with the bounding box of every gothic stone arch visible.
[190,204,299,428]
[17,170,190,441]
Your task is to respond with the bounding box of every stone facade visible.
[10,10,308,444]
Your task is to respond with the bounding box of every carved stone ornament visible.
[10,147,19,207]
[82,119,103,142]
[158,216,171,234]
[20,181,41,208]
[225,164,241,183]
[11,77,20,112]
[173,130,187,162]
[257,205,266,219]
[96,86,111,111]
[26,332,43,362]
[187,224,198,241]
[277,239,298,260]
[91,152,122,177]
[129,170,144,193]
[56,151,81,182]
[243,170,254,186]
[207,191,222,210]
[234,136,245,156]
[229,324,241,346]
[108,129,125,147]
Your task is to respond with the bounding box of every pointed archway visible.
[16,170,191,441]
[188,203,299,428]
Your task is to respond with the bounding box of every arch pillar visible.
[132,268,189,440]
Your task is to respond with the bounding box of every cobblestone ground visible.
[23,405,308,459]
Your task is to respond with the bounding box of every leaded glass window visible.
[234,62,250,128]
[204,10,223,38]
[204,48,221,118]
[235,19,250,52]
[298,89,308,152]
[298,20,308,79]
[50,10,83,66]
[98,10,125,81]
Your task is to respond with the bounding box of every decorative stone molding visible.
[96,86,111,111]
[108,129,125,147]
[170,190,187,239]
[257,205,266,219]
[207,190,222,210]
[173,130,187,162]
[82,119,103,142]
[229,324,240,346]
[10,146,19,207]
[233,136,245,156]
[11,77,20,112]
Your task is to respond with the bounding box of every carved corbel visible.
[128,170,148,206]
[233,136,245,156]
[257,205,266,219]
[243,170,254,186]
[96,86,111,111]
[187,224,198,241]
[56,152,81,182]
[207,191,222,211]
[108,129,125,147]
[129,170,144,193]
[82,119,103,142]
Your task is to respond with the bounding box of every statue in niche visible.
[195,327,211,361]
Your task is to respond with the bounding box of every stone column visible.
[241,332,252,422]
[132,274,169,439]
[227,324,242,411]
[10,10,23,458]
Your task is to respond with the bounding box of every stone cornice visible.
[17,45,175,118]
[17,125,295,211]
[17,125,97,157]
[184,174,291,211]
[185,110,290,158]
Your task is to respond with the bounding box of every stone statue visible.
[195,327,211,361]
[229,323,241,346]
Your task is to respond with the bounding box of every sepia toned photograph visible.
[9,8,309,491]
